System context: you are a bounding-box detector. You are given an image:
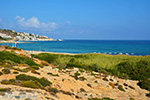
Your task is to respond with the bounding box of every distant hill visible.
[0,29,17,37]
[0,29,55,41]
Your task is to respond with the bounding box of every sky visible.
[0,0,150,40]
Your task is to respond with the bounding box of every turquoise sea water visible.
[1,40,150,56]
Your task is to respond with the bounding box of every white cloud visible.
[15,16,58,30]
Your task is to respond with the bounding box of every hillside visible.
[0,29,54,41]
[0,46,149,100]
[0,29,17,37]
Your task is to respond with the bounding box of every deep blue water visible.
[1,40,150,56]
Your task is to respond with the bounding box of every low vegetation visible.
[88,97,115,100]
[16,74,52,87]
[118,85,125,92]
[5,46,21,50]
[47,72,59,76]
[2,68,10,74]
[0,51,38,66]
[32,53,150,90]
[1,74,52,89]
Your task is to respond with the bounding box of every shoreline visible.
[26,50,148,57]
[26,50,77,55]
[0,41,35,43]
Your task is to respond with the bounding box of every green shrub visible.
[78,76,87,81]
[79,68,84,73]
[73,72,81,80]
[22,81,39,88]
[1,80,11,85]
[115,60,150,80]
[16,74,52,87]
[118,85,125,92]
[47,72,59,76]
[130,97,135,100]
[31,70,40,75]
[12,67,28,72]
[90,64,104,72]
[3,60,17,66]
[2,68,10,74]
[0,88,7,92]
[9,79,16,82]
[30,65,39,70]
[88,97,115,100]
[13,71,19,74]
[51,88,58,94]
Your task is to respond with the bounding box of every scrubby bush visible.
[47,72,59,76]
[2,68,10,74]
[114,60,150,80]
[51,88,58,94]
[90,64,105,72]
[13,71,19,74]
[12,67,28,72]
[130,97,135,100]
[88,97,115,100]
[0,88,7,92]
[78,76,87,81]
[79,68,84,73]
[30,65,39,70]
[73,71,81,80]
[118,85,125,92]
[22,81,39,88]
[31,70,40,75]
[1,80,11,85]
[16,74,52,87]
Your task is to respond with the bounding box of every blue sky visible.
[0,0,149,40]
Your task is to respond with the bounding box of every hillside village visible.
[0,29,55,41]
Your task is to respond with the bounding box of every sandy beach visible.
[26,50,77,55]
[0,41,35,43]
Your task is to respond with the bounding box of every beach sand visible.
[26,50,77,55]
[0,41,35,43]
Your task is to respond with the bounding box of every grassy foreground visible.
[32,53,150,90]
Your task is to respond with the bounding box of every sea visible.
[1,40,150,56]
